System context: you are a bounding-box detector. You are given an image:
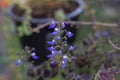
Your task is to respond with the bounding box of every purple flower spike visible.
[47,46,54,52]
[69,45,76,51]
[31,52,39,59]
[67,31,74,38]
[15,59,22,65]
[49,21,56,29]
[47,40,56,45]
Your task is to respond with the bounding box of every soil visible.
[30,0,78,18]
[12,4,26,17]
[11,0,78,19]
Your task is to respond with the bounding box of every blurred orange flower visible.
[0,0,10,8]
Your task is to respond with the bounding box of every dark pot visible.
[7,4,26,26]
[7,0,84,65]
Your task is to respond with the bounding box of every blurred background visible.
[0,0,120,80]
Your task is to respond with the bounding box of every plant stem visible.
[28,21,119,33]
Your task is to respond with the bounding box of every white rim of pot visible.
[7,0,84,23]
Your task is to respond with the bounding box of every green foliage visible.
[17,7,32,37]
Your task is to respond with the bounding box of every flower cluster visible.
[47,21,76,68]
[15,46,39,66]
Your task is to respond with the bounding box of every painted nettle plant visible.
[14,19,120,80]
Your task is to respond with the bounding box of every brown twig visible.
[66,21,119,27]
[28,21,119,33]
[28,22,50,33]
[108,37,120,50]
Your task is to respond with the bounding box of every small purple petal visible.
[69,45,76,51]
[31,52,39,59]
[47,40,56,45]
[61,22,66,28]
[31,47,36,51]
[61,58,67,68]
[67,31,74,38]
[56,36,60,41]
[57,50,62,55]
[71,56,76,60]
[50,61,57,68]
[51,31,58,36]
[51,61,57,66]
[15,59,22,65]
[31,52,36,56]
[49,21,56,29]
[47,46,54,52]
[51,61,55,64]
[102,31,109,37]
[32,55,39,59]
[51,51,56,54]
[47,54,55,58]
[94,31,100,38]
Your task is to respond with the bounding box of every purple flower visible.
[51,50,56,54]
[57,50,62,55]
[61,55,67,68]
[47,40,56,45]
[102,31,109,37]
[56,36,60,41]
[71,56,76,60]
[15,59,22,65]
[51,61,56,64]
[47,46,54,52]
[31,52,39,60]
[50,60,57,68]
[61,58,67,68]
[61,22,66,28]
[51,31,58,36]
[69,45,76,51]
[47,54,55,58]
[94,31,100,38]
[49,21,56,29]
[67,31,74,38]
